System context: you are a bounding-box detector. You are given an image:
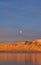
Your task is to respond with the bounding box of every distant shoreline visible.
[0,39,41,52]
[0,51,41,53]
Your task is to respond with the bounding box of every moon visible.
[19,30,23,34]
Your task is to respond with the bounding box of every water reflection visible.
[0,53,41,65]
[25,54,41,65]
[0,53,25,63]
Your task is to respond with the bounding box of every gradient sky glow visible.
[0,0,41,41]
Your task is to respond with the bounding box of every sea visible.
[0,53,41,65]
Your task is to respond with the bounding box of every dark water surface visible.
[0,53,41,65]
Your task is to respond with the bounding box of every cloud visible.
[0,1,13,8]
[0,12,41,20]
[0,1,41,19]
[0,1,41,13]
[0,10,33,19]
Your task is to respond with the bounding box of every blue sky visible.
[0,0,41,41]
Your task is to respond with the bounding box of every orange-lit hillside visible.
[0,39,41,52]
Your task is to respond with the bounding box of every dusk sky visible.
[0,0,41,41]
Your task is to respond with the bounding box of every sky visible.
[0,0,41,41]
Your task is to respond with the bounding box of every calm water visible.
[0,53,41,65]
